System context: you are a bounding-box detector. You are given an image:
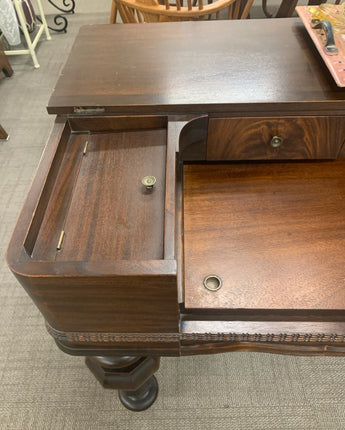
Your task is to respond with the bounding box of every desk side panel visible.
[12,262,179,341]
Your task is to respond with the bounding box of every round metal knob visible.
[141,176,156,190]
[203,275,222,292]
[270,136,283,148]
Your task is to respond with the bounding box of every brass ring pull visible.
[203,275,222,292]
[270,136,283,148]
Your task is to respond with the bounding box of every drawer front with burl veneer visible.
[207,116,345,160]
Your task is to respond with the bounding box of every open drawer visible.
[7,116,179,347]
[27,117,167,262]
[182,160,345,319]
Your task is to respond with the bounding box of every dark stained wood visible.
[7,118,68,265]
[12,263,178,335]
[27,123,82,258]
[68,115,167,133]
[164,120,181,261]
[25,122,167,261]
[182,342,345,356]
[179,116,208,161]
[183,161,345,312]
[0,124,8,139]
[56,130,166,262]
[47,20,345,116]
[0,38,13,77]
[7,118,179,349]
[85,356,160,407]
[181,320,345,355]
[7,19,345,406]
[339,141,345,157]
[275,0,298,18]
[207,116,345,160]
[0,40,13,139]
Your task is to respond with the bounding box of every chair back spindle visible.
[113,0,254,23]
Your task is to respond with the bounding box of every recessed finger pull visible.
[203,274,222,292]
[142,176,156,190]
[270,136,283,148]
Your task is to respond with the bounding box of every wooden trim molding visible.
[46,323,181,343]
[46,322,345,345]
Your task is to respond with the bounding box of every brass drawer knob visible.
[270,136,283,148]
[142,176,156,190]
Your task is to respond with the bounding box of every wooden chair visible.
[112,0,254,23]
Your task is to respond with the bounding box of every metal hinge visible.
[83,140,89,155]
[73,106,105,114]
[57,230,65,250]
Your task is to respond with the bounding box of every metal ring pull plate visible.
[203,275,222,292]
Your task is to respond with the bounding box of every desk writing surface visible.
[183,161,345,313]
[48,19,345,115]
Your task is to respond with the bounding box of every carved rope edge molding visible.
[46,324,345,344]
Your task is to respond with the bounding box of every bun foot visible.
[118,375,159,411]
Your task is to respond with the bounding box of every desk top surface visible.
[48,19,345,116]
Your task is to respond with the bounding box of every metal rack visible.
[4,0,51,68]
[43,0,75,33]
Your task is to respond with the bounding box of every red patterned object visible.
[296,6,345,87]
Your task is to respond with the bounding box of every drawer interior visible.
[183,161,345,314]
[25,117,167,262]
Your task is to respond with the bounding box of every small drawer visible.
[28,118,167,262]
[7,115,180,337]
[207,116,345,160]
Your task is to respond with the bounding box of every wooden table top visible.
[48,19,345,116]
[183,161,345,315]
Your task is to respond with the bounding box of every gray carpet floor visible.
[1,4,345,430]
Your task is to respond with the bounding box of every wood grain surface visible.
[47,19,345,116]
[58,130,166,261]
[7,19,345,359]
[31,129,166,261]
[183,161,345,313]
[207,116,345,160]
[0,124,8,139]
[0,37,13,77]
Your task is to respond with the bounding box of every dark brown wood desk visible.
[0,38,13,140]
[7,19,345,411]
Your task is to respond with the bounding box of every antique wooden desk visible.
[0,38,13,140]
[7,19,345,411]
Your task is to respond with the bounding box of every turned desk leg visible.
[0,40,12,140]
[0,38,13,77]
[0,124,8,140]
[85,355,160,411]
